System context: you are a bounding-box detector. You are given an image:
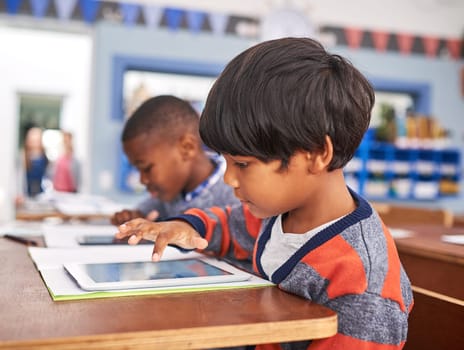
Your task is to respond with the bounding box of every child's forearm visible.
[177,205,262,261]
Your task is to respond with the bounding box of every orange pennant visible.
[372,31,389,52]
[397,33,414,55]
[344,27,363,49]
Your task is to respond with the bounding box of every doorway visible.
[17,93,64,198]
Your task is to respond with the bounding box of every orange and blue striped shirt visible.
[176,189,413,349]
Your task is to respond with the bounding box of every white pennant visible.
[142,5,163,28]
[209,12,229,35]
[54,0,76,21]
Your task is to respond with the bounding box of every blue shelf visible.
[345,136,461,201]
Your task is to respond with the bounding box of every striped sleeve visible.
[179,204,261,261]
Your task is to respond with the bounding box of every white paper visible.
[29,245,162,270]
[43,223,117,247]
[0,221,44,237]
[441,234,464,245]
[28,245,273,299]
[388,227,415,239]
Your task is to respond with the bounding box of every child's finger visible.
[151,236,169,261]
[128,234,146,245]
[192,236,208,250]
[115,223,133,238]
[146,210,159,221]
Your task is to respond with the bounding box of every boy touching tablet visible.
[116,38,413,349]
[111,95,239,225]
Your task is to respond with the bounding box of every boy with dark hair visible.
[110,95,238,225]
[116,38,413,349]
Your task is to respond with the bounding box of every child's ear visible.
[177,133,198,160]
[306,135,334,173]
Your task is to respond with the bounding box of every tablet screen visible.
[64,257,251,290]
[76,234,152,245]
[83,259,231,283]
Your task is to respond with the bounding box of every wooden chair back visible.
[372,203,454,228]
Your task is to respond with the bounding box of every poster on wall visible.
[123,70,216,118]
[120,70,216,192]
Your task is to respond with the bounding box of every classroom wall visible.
[90,21,464,207]
[327,48,464,212]
[336,47,464,140]
[1,22,462,219]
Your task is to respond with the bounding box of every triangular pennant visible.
[209,12,229,35]
[6,0,22,14]
[142,5,162,28]
[371,31,389,52]
[54,0,76,20]
[30,0,50,18]
[78,0,100,24]
[164,7,184,31]
[119,3,140,26]
[422,36,439,57]
[396,33,414,55]
[446,38,462,60]
[186,10,205,33]
[344,27,363,49]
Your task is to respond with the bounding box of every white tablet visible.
[76,234,152,245]
[63,257,251,291]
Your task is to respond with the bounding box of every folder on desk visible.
[28,245,273,301]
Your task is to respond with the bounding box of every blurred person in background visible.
[23,126,49,197]
[52,130,80,193]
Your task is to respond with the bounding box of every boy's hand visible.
[115,218,208,261]
[110,209,144,226]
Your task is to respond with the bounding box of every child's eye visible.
[235,161,248,169]
[141,165,152,173]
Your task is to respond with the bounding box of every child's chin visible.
[247,206,271,219]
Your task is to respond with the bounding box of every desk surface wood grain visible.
[0,238,337,350]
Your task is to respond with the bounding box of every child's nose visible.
[223,167,238,188]
[139,172,149,185]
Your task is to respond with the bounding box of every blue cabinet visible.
[344,136,461,200]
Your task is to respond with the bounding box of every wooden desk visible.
[393,225,464,300]
[391,225,464,349]
[15,209,110,222]
[0,238,337,350]
[404,286,464,350]
[15,198,111,223]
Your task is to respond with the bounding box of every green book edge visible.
[48,283,273,301]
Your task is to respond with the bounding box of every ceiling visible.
[111,0,464,39]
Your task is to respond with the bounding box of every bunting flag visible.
[164,7,184,31]
[0,1,462,60]
[119,3,140,26]
[209,12,229,35]
[30,0,50,18]
[371,31,389,52]
[78,0,100,24]
[423,36,440,57]
[446,38,462,60]
[186,10,206,33]
[397,33,414,55]
[344,27,363,49]
[54,0,76,20]
[142,5,162,28]
[6,0,22,14]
